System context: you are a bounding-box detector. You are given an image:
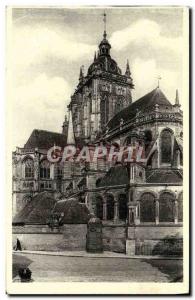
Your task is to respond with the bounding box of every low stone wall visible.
[62,224,87,250]
[102,225,126,253]
[127,225,183,240]
[12,224,183,255]
[13,224,87,251]
[12,224,126,253]
[126,225,183,256]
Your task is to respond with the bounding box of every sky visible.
[8,7,185,148]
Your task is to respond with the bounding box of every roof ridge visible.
[33,129,65,136]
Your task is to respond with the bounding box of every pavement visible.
[13,249,182,260]
[13,251,183,282]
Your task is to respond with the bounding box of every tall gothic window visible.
[23,158,34,178]
[140,193,156,222]
[106,195,114,220]
[118,194,128,220]
[144,130,153,151]
[40,160,50,179]
[178,192,183,222]
[159,192,174,222]
[161,129,173,164]
[100,96,109,127]
[115,98,123,114]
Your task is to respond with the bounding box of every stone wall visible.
[13,224,87,251]
[13,224,183,255]
[12,224,126,253]
[126,225,183,256]
[127,225,182,240]
[102,225,126,253]
[62,224,87,250]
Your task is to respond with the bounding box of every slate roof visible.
[53,198,90,224]
[13,191,56,224]
[107,88,172,130]
[24,129,67,149]
[146,169,183,184]
[96,164,129,187]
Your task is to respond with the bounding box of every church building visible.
[12,15,183,255]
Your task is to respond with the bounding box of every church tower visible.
[66,12,134,142]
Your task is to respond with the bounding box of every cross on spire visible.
[157,76,162,88]
[103,11,107,38]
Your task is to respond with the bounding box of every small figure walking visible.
[15,238,22,251]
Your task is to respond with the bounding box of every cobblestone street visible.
[13,253,183,282]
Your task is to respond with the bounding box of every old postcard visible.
[6,6,189,294]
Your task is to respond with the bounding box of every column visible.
[135,203,140,225]
[155,199,159,225]
[103,197,107,221]
[128,205,135,226]
[176,150,180,168]
[114,195,119,223]
[174,200,178,224]
[50,163,54,179]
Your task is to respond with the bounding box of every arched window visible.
[118,194,127,220]
[178,192,183,222]
[140,193,156,222]
[23,158,34,178]
[160,129,173,164]
[144,130,152,151]
[96,197,103,220]
[115,98,123,114]
[40,160,50,179]
[159,192,175,222]
[106,195,114,220]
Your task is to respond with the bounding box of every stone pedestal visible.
[86,216,103,253]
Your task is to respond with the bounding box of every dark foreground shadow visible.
[12,253,33,279]
[142,258,183,282]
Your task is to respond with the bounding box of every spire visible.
[98,11,111,56]
[79,66,84,82]
[67,109,75,145]
[125,59,131,77]
[175,89,180,106]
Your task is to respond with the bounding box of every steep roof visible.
[107,88,172,130]
[146,169,183,184]
[97,164,129,187]
[24,129,67,149]
[53,198,90,224]
[13,191,56,224]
